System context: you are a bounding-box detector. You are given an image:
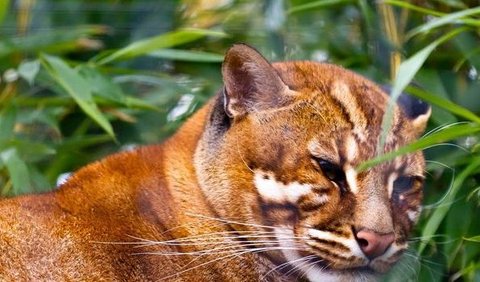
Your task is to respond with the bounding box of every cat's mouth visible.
[308,252,392,277]
[304,255,387,276]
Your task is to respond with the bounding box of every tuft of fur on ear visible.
[221,44,291,118]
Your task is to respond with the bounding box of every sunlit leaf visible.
[148,49,224,62]
[97,28,226,65]
[385,0,449,17]
[359,123,480,171]
[407,6,480,39]
[40,54,115,138]
[407,86,480,124]
[288,0,353,14]
[464,235,480,242]
[0,0,9,25]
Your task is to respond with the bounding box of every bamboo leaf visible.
[0,25,107,58]
[385,0,448,17]
[148,49,224,63]
[40,54,115,138]
[97,28,226,65]
[359,123,480,171]
[407,6,480,39]
[0,148,32,195]
[407,86,480,124]
[0,0,9,25]
[288,0,353,14]
[463,236,480,242]
[377,27,467,152]
[0,106,16,141]
[78,66,159,111]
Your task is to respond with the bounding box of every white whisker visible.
[153,246,305,281]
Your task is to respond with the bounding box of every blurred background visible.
[0,0,479,280]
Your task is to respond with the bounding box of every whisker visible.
[422,121,470,138]
[151,246,306,281]
[132,237,304,249]
[284,255,317,278]
[423,143,469,153]
[184,212,291,231]
[421,161,456,210]
[262,255,315,281]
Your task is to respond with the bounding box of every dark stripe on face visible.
[310,237,350,252]
[308,244,356,262]
[260,202,299,223]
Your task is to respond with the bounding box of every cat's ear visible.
[397,92,431,136]
[221,44,291,118]
[382,85,431,136]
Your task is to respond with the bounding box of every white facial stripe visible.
[387,173,397,198]
[345,167,359,194]
[313,194,329,205]
[307,229,366,259]
[254,171,312,203]
[345,135,358,163]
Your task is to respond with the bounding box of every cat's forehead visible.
[273,61,390,130]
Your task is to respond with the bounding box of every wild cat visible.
[0,44,430,281]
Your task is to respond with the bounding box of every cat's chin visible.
[301,264,379,282]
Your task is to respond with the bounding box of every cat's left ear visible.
[221,44,292,118]
[397,93,431,136]
[382,86,431,136]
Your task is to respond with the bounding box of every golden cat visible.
[0,44,430,281]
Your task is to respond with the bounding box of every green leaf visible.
[407,86,480,124]
[359,123,480,171]
[0,0,9,25]
[288,0,353,14]
[418,157,480,254]
[40,54,115,138]
[97,28,226,65]
[377,27,467,153]
[148,49,224,63]
[0,106,16,141]
[0,140,56,162]
[0,25,107,58]
[17,60,40,85]
[78,66,159,111]
[407,6,480,39]
[0,148,32,195]
[385,0,448,17]
[464,236,480,242]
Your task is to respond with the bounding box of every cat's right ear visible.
[221,44,291,118]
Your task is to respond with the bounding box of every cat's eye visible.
[393,176,416,193]
[314,158,346,185]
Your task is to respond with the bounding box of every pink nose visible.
[355,229,395,259]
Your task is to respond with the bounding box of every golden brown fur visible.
[0,45,430,281]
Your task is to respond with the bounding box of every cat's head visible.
[195,44,430,281]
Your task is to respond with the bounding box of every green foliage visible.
[0,0,479,280]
